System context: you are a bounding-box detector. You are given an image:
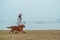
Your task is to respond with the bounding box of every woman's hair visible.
[18,14,22,19]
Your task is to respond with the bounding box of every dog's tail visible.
[7,27,12,28]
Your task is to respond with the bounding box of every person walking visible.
[18,13,22,25]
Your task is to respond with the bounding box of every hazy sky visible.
[0,0,60,30]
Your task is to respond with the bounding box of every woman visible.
[18,13,22,25]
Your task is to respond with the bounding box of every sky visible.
[0,0,60,30]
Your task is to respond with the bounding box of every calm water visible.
[0,22,60,30]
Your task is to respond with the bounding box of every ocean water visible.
[0,22,60,30]
[25,22,60,30]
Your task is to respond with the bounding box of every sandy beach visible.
[0,30,60,40]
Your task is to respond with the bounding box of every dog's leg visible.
[14,31,18,34]
[21,30,26,33]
